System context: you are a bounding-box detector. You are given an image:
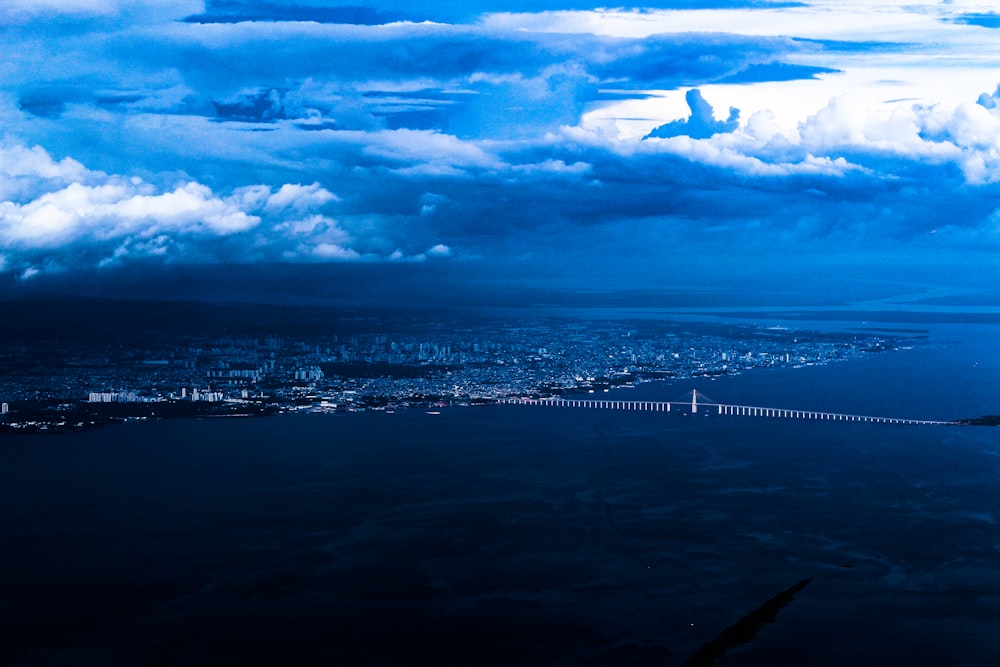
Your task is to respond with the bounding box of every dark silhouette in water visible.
[956,415,1000,426]
[681,578,812,666]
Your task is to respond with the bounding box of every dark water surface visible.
[2,325,1000,666]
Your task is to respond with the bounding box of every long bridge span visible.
[501,391,954,426]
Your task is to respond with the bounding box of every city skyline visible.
[2,1,1000,303]
[5,296,927,431]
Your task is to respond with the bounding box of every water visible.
[606,321,1000,421]
[1,323,999,666]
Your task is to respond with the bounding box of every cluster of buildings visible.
[0,315,910,421]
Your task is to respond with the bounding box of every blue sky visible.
[2,0,1000,302]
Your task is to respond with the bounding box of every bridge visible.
[501,390,954,426]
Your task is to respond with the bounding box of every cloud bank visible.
[0,144,448,277]
[1,0,1000,292]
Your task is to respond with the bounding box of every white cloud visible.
[0,180,260,248]
[312,243,361,260]
[558,1,1000,141]
[0,142,399,273]
[947,102,1000,150]
[482,2,975,41]
[361,129,504,169]
[642,132,859,178]
[19,266,41,281]
[229,185,273,212]
[511,159,592,175]
[0,144,91,201]
[99,235,174,268]
[388,249,427,262]
[263,182,338,214]
[798,95,870,148]
[5,0,1000,277]
[0,144,88,181]
[427,243,452,257]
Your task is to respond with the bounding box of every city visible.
[0,298,917,432]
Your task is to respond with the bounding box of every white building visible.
[88,391,139,403]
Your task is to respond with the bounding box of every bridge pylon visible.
[674,389,716,413]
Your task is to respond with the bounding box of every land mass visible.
[0,296,928,432]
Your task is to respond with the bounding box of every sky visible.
[2,0,1000,305]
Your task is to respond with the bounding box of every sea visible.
[1,317,999,666]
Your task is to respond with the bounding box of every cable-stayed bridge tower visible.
[683,390,715,414]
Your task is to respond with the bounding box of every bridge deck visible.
[501,397,953,426]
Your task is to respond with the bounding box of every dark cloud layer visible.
[185,0,812,25]
[184,2,406,25]
[644,89,740,139]
[951,13,1000,29]
[12,16,834,139]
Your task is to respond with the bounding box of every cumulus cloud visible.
[0,144,90,201]
[5,1,1000,289]
[427,243,452,257]
[0,143,455,277]
[311,243,361,260]
[644,89,740,140]
[0,178,259,249]
[977,84,1000,109]
[10,72,1000,283]
[263,182,338,214]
